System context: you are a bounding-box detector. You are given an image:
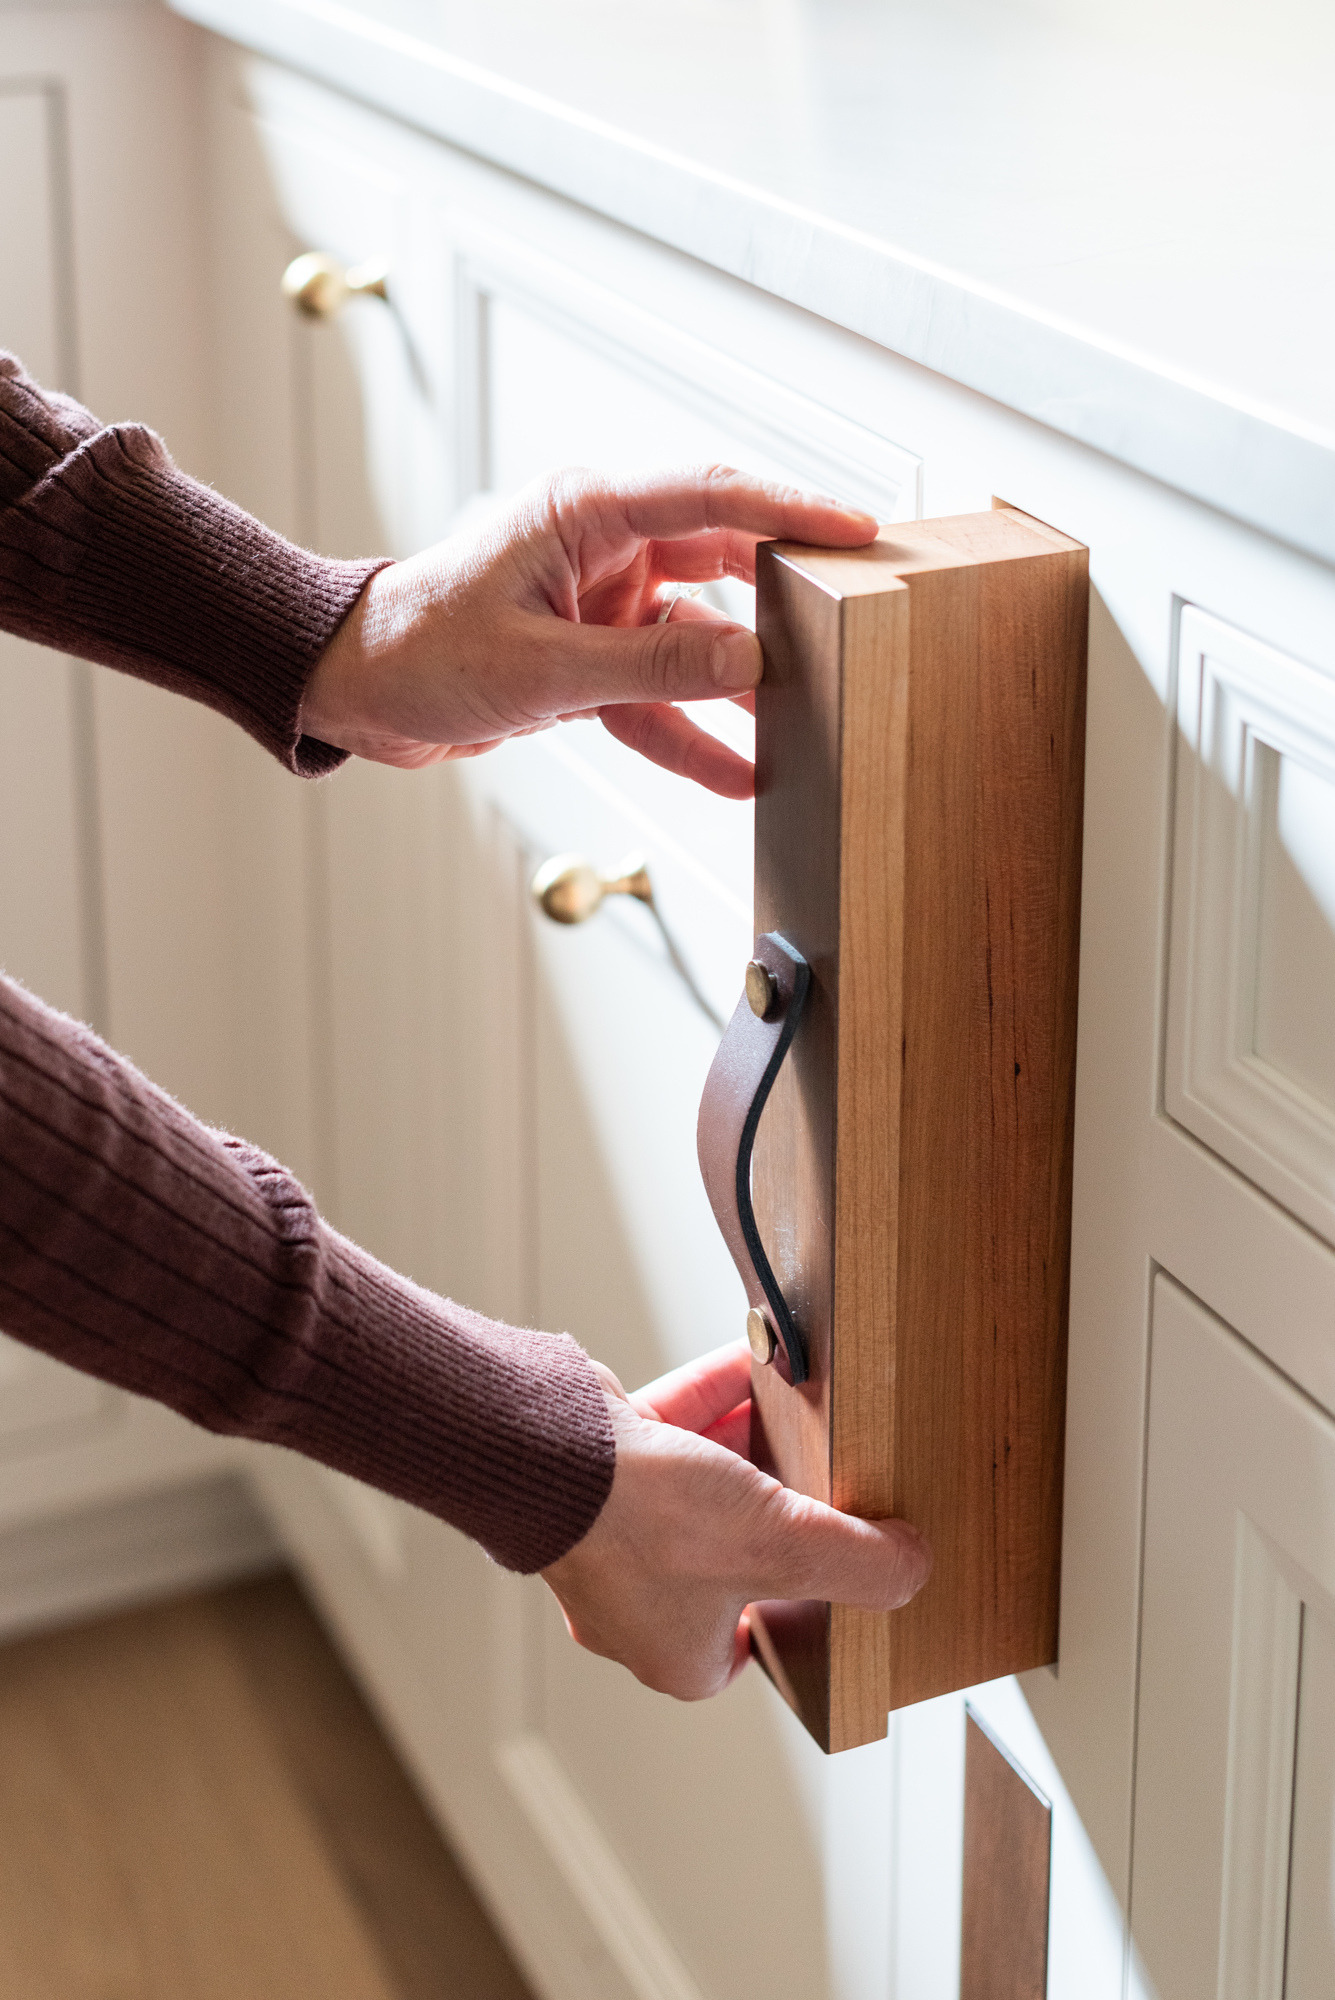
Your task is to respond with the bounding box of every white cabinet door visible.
[0,78,107,1452]
[1131,1272,1335,1998]
[456,245,924,2000]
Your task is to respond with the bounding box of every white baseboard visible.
[497,1734,706,2000]
[0,1471,282,1643]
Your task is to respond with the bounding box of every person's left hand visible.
[299,465,878,798]
[541,1340,931,1700]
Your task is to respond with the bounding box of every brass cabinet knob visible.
[280,250,390,320]
[529,850,724,1031]
[530,853,653,925]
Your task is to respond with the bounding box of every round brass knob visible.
[530,853,653,925]
[746,1307,777,1365]
[281,250,390,320]
[745,959,779,1019]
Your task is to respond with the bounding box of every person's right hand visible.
[541,1341,931,1701]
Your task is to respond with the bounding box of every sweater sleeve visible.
[0,351,384,777]
[0,972,615,1572]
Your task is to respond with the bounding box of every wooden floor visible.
[0,1572,535,2000]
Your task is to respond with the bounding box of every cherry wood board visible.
[748,507,1088,1752]
[960,1709,1052,2000]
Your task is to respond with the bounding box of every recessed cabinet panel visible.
[742,507,1087,1750]
[1255,751,1335,1112]
[479,285,916,527]
[1131,1274,1335,1997]
[1167,606,1335,1246]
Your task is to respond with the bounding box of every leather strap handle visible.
[696,932,811,1384]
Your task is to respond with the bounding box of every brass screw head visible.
[746,1307,777,1365]
[745,960,779,1019]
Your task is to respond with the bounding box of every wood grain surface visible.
[960,1709,1052,2000]
[749,507,1088,1750]
[0,1574,532,2000]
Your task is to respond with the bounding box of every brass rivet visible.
[746,1307,777,1365]
[745,960,778,1019]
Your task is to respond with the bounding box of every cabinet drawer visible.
[1167,606,1335,1249]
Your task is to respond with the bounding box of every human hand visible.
[541,1340,931,1701]
[299,467,878,798]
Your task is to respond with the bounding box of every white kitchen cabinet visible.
[188,48,1143,2000]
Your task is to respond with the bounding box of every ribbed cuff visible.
[283,1228,618,1572]
[2,416,391,776]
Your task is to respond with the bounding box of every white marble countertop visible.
[172,0,1335,565]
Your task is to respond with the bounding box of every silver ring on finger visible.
[655,582,704,624]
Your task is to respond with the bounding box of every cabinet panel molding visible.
[1286,1602,1335,1994]
[1167,605,1335,1253]
[743,506,1088,1750]
[1132,1274,1335,1997]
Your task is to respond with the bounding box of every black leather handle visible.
[696,932,810,1383]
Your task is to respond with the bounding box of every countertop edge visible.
[170,0,1335,569]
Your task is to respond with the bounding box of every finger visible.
[747,1484,933,1611]
[512,607,762,715]
[649,529,765,588]
[702,1399,752,1458]
[608,465,878,548]
[629,1338,754,1430]
[599,702,754,799]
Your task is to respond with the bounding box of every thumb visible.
[748,1484,932,1612]
[515,610,762,717]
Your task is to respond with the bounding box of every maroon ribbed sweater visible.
[0,352,615,1572]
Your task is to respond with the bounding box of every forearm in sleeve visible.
[0,972,615,1573]
[0,350,385,776]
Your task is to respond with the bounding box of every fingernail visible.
[710,629,762,690]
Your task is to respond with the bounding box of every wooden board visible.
[748,506,1087,1751]
[960,1709,1052,1999]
